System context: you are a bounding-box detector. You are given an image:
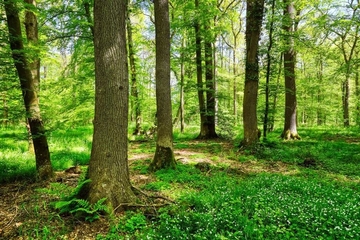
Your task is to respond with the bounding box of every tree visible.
[149,0,176,171]
[241,0,265,147]
[281,0,300,140]
[4,0,53,180]
[263,0,276,139]
[79,0,136,209]
[127,9,142,135]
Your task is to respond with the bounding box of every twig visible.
[4,206,18,229]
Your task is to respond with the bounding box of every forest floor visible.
[0,140,297,239]
[1,128,360,239]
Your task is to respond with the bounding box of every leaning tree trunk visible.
[281,0,300,140]
[149,0,176,171]
[241,0,265,147]
[80,0,136,209]
[5,0,53,180]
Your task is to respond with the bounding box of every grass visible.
[0,125,360,239]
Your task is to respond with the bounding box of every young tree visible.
[281,0,300,140]
[241,0,265,147]
[149,0,176,171]
[127,13,142,135]
[4,0,53,180]
[80,0,136,208]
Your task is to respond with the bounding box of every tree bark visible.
[241,0,265,147]
[5,0,53,180]
[149,0,176,171]
[281,0,300,140]
[81,0,136,209]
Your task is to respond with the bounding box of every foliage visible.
[141,174,360,239]
[52,179,108,222]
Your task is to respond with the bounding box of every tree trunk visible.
[203,34,218,138]
[180,37,185,133]
[127,16,142,135]
[241,0,265,147]
[268,54,283,132]
[316,56,324,125]
[81,0,136,209]
[342,75,350,127]
[263,0,275,139]
[281,0,300,140]
[194,0,208,138]
[149,0,176,171]
[5,0,53,180]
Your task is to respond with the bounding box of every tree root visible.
[131,185,176,204]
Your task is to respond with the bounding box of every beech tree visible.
[281,0,300,140]
[149,0,176,171]
[241,0,265,147]
[4,0,53,180]
[79,0,136,208]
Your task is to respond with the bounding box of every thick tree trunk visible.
[81,0,136,209]
[5,0,53,180]
[127,16,142,135]
[241,0,265,147]
[281,0,300,140]
[149,0,176,171]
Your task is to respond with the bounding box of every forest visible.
[0,0,360,239]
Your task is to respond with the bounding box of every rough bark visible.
[5,0,53,180]
[127,16,142,135]
[82,0,136,210]
[281,0,300,140]
[149,0,176,171]
[241,0,265,147]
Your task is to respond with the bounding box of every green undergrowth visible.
[254,127,360,177]
[1,125,360,239]
[99,167,360,239]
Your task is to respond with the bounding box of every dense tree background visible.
[2,0,359,136]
